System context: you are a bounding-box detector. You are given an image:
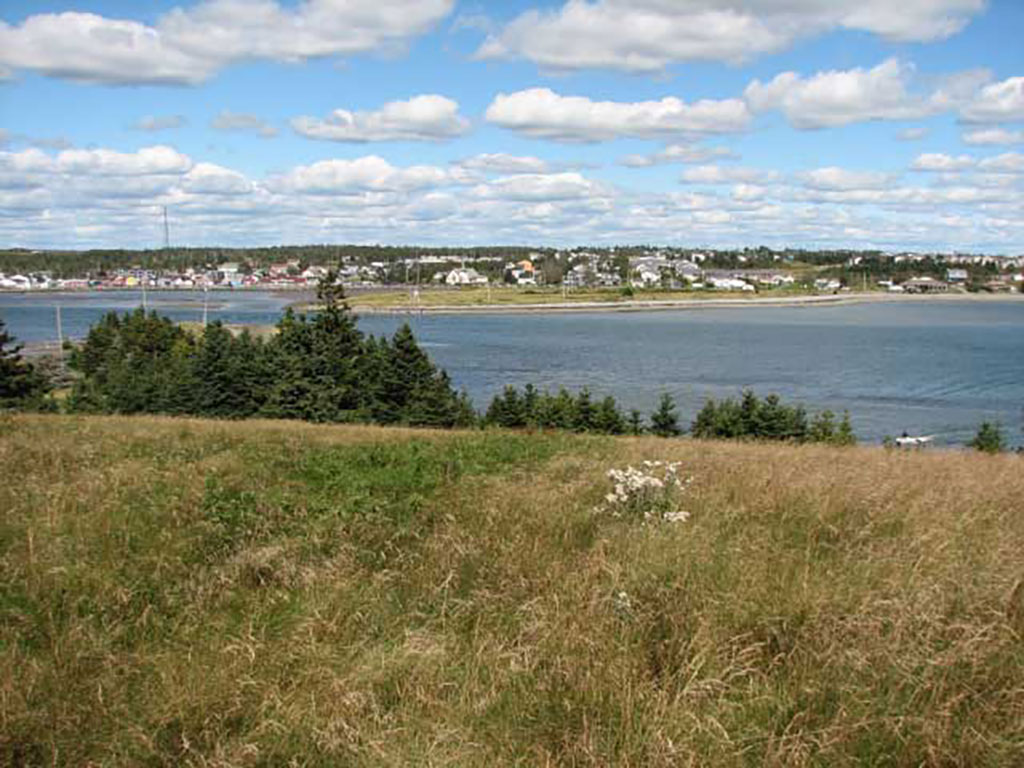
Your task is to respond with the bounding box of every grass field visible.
[336,285,811,310]
[2,414,1023,765]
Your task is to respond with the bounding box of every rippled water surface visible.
[3,291,1022,444]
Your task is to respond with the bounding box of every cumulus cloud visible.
[797,167,894,191]
[133,115,187,132]
[475,0,984,74]
[182,163,253,195]
[0,0,455,85]
[211,111,278,138]
[472,172,608,202]
[457,154,550,174]
[3,143,1021,253]
[681,165,777,184]
[911,153,975,172]
[271,155,449,195]
[292,95,469,143]
[620,143,736,167]
[745,59,949,130]
[977,152,1024,174]
[962,128,1024,145]
[485,88,750,142]
[959,77,1024,123]
[896,127,929,141]
[55,146,193,176]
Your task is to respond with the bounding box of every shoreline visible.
[346,291,1024,316]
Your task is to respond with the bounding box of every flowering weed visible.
[596,460,692,524]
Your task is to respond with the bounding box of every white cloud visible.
[3,143,1021,253]
[475,0,983,74]
[959,77,1024,123]
[133,115,187,132]
[797,167,894,191]
[977,152,1024,174]
[292,95,469,143]
[182,163,253,195]
[620,143,736,167]
[485,88,750,142]
[745,59,947,130]
[457,154,550,174]
[55,146,193,176]
[911,153,975,172]
[272,156,449,195]
[896,127,929,141]
[472,172,608,202]
[0,0,455,85]
[211,111,278,138]
[681,165,776,184]
[962,128,1024,145]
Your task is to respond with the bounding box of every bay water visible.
[2,290,1021,445]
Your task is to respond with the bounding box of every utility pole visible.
[55,304,64,369]
[202,286,209,326]
[163,206,170,250]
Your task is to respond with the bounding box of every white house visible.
[446,267,488,286]
[708,276,755,292]
[946,268,969,283]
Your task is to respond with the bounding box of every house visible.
[632,265,662,288]
[946,268,969,283]
[901,277,949,294]
[446,267,488,286]
[675,261,703,282]
[505,260,536,286]
[708,276,754,292]
[814,278,842,292]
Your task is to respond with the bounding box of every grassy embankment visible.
[2,414,1023,765]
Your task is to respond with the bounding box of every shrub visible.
[968,422,1005,454]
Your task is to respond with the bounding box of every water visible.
[3,291,1022,445]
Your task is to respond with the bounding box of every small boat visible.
[895,435,935,448]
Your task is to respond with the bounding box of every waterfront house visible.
[902,277,949,293]
[446,267,488,286]
[946,268,969,283]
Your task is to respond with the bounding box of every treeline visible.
[485,386,857,445]
[692,391,855,444]
[0,245,548,279]
[66,278,474,427]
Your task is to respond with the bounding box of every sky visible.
[0,0,1022,252]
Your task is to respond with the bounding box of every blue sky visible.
[0,0,1022,251]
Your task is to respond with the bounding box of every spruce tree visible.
[650,393,682,437]
[594,396,626,434]
[628,409,644,435]
[0,319,49,408]
[969,422,1005,454]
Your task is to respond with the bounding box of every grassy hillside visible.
[1,415,1023,766]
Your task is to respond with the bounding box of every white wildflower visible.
[593,460,694,524]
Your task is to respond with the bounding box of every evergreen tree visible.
[835,411,857,446]
[0,319,49,409]
[808,410,837,443]
[650,393,681,437]
[573,388,595,432]
[968,422,1005,454]
[628,409,644,435]
[594,396,626,435]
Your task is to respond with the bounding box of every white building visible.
[446,267,488,286]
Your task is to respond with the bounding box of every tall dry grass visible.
[1,414,1022,766]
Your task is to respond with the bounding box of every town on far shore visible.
[1,245,1022,296]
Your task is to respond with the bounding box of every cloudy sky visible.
[1,0,1022,252]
